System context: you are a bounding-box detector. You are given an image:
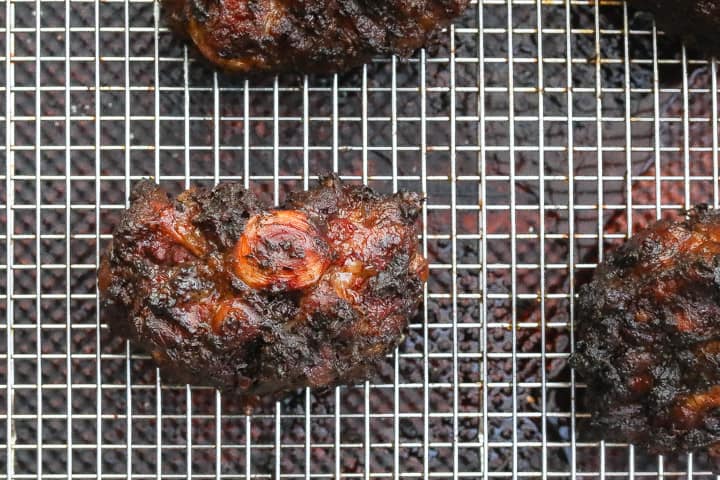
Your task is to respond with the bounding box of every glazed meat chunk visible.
[98,175,428,408]
[163,0,470,74]
[571,206,720,454]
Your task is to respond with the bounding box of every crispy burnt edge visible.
[268,174,428,391]
[570,205,720,455]
[160,0,470,74]
[628,0,720,58]
[98,175,428,405]
[98,179,266,390]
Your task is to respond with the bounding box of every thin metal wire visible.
[419,46,430,480]
[565,0,578,477]
[504,1,519,475]
[244,80,252,479]
[33,0,42,476]
[94,0,103,475]
[273,73,281,480]
[124,0,134,478]
[154,1,164,477]
[332,68,341,477]
[362,60,371,480]
[713,59,719,210]
[303,74,311,480]
[622,4,636,477]
[390,54,400,480]
[652,19,661,222]
[449,20,460,480]
[64,0,73,474]
[682,46,691,211]
[536,0,548,475]
[476,3,489,478]
[213,68,222,480]
[593,0,604,267]
[183,41,193,480]
[623,0,632,238]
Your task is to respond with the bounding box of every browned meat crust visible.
[629,0,720,57]
[98,175,428,407]
[162,0,470,74]
[571,206,720,455]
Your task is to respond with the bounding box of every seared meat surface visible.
[629,0,720,57]
[571,206,720,455]
[98,176,428,407]
[163,0,469,74]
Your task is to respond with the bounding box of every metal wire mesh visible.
[1,0,720,477]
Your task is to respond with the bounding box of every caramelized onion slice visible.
[233,210,330,291]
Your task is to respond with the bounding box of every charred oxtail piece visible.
[162,0,470,74]
[98,175,428,408]
[571,206,720,455]
[628,0,720,57]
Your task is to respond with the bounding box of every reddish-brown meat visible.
[162,0,469,74]
[98,175,428,408]
[571,206,720,455]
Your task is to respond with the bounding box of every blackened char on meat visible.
[162,0,470,74]
[98,175,428,408]
[629,0,720,57]
[571,206,720,455]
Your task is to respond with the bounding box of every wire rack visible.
[2,0,720,477]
